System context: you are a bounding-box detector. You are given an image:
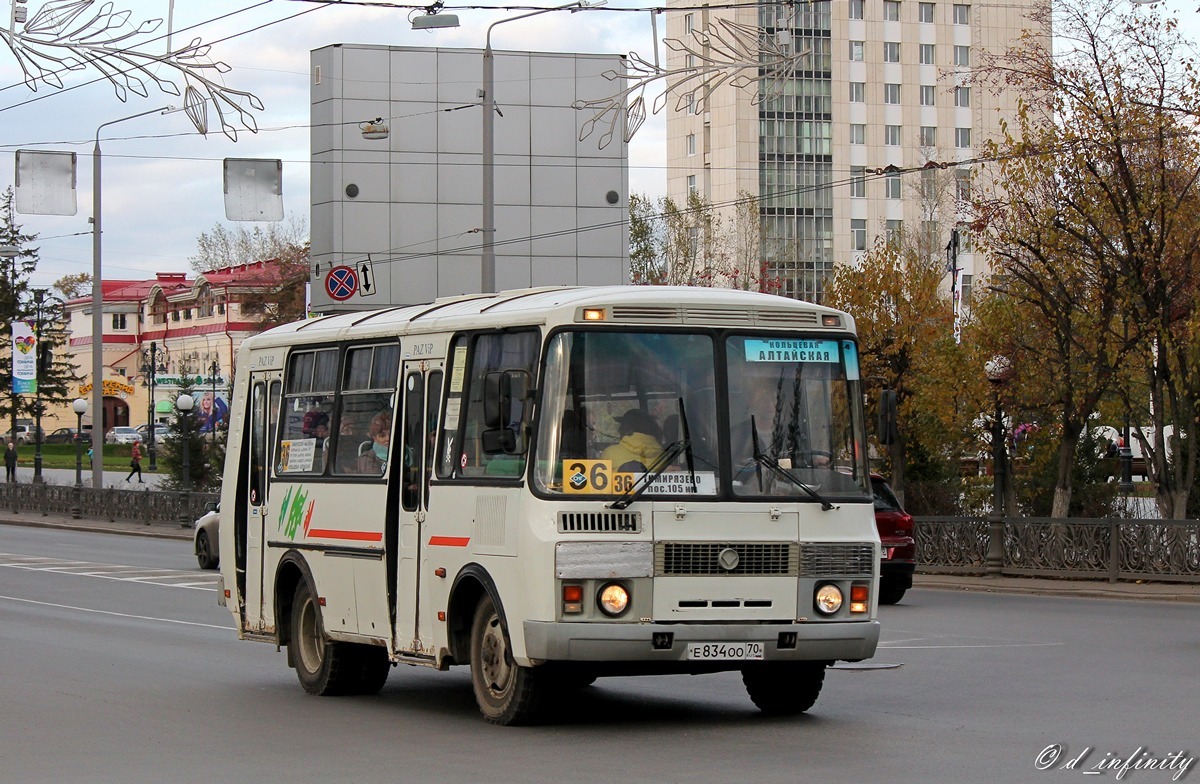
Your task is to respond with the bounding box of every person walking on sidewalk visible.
[4,441,17,482]
[126,441,144,483]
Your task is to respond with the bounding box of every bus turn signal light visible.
[850,584,869,614]
[563,584,583,614]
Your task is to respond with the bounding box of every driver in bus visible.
[601,409,664,473]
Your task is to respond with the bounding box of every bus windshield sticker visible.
[279,439,317,473]
[443,397,461,430]
[743,338,839,363]
[449,346,468,392]
[842,340,861,380]
[564,460,716,495]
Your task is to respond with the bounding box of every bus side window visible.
[453,331,538,480]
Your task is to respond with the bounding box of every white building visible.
[665,0,1043,304]
[310,44,630,311]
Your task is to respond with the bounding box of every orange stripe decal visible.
[307,529,383,542]
[428,536,470,547]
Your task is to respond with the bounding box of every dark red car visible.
[872,475,915,605]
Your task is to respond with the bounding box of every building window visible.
[685,12,693,33]
[954,3,970,24]
[920,125,937,146]
[923,220,940,247]
[171,310,180,322]
[956,169,971,200]
[885,172,901,199]
[919,2,934,22]
[687,133,696,156]
[886,219,904,242]
[920,43,935,64]
[684,93,695,115]
[849,40,865,61]
[920,85,936,106]
[921,169,938,199]
[884,0,901,20]
[850,82,866,102]
[111,313,126,330]
[850,167,867,198]
[954,45,971,66]
[961,274,973,307]
[850,123,866,144]
[885,125,901,146]
[851,219,867,251]
[956,127,972,148]
[955,86,971,107]
[687,174,697,193]
[884,83,901,104]
[884,42,900,62]
[849,0,864,18]
[183,308,192,321]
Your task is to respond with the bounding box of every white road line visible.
[879,642,1065,649]
[0,594,231,630]
[0,560,217,591]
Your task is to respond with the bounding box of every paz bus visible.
[217,285,881,724]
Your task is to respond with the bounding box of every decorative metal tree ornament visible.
[575,19,811,148]
[2,0,262,141]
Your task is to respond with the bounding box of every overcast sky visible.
[1,0,1193,292]
[0,0,668,290]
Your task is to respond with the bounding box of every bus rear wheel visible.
[291,580,356,696]
[469,595,543,725]
[741,661,826,716]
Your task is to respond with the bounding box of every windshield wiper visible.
[750,415,836,511]
[607,438,691,510]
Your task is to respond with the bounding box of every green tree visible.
[189,214,308,272]
[158,375,218,492]
[1,188,80,438]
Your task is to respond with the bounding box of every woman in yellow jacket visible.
[602,409,664,472]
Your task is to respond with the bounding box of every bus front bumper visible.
[522,619,880,663]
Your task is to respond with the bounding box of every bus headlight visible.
[597,582,630,617]
[814,583,843,615]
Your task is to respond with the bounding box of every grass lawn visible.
[14,444,160,472]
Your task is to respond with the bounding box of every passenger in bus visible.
[357,411,392,475]
[601,409,664,473]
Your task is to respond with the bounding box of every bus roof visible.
[244,285,855,348]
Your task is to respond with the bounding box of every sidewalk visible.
[0,508,191,541]
[2,509,1198,603]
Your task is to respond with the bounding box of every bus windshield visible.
[533,330,870,501]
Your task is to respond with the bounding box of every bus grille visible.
[558,511,642,533]
[655,542,797,576]
[799,544,876,577]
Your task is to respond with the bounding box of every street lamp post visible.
[32,288,48,484]
[1119,415,1135,492]
[984,356,1011,576]
[177,393,194,492]
[143,342,158,471]
[72,397,87,518]
[91,106,173,489]
[209,360,220,429]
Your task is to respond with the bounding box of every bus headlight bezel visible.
[597,582,631,617]
[814,583,844,615]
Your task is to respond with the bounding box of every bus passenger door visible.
[243,373,281,632]
[395,363,442,653]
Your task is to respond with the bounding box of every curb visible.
[0,516,191,541]
[914,574,1200,604]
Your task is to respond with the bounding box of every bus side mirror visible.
[482,370,531,455]
[877,389,898,446]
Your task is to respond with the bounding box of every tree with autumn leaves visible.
[969,0,1200,518]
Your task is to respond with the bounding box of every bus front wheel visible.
[741,661,826,716]
[291,580,354,695]
[469,595,543,725]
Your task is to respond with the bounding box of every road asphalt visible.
[1,508,1197,604]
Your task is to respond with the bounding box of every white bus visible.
[218,286,880,724]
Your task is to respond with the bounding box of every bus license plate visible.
[686,642,765,661]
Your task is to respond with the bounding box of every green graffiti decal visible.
[277,485,312,540]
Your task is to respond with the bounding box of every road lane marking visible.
[0,552,218,591]
[879,642,1064,649]
[0,594,231,630]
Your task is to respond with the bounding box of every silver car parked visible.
[193,502,219,570]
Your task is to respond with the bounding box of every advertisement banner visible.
[12,320,36,395]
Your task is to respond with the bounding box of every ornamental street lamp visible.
[984,356,1011,576]
[31,288,51,484]
[177,393,194,492]
[72,397,87,518]
[142,342,159,471]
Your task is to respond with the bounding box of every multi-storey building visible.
[665,0,1041,304]
[52,261,285,432]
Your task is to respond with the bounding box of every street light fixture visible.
[142,341,159,471]
[176,393,194,493]
[91,105,175,489]
[31,288,51,484]
[984,356,1011,576]
[72,397,87,518]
